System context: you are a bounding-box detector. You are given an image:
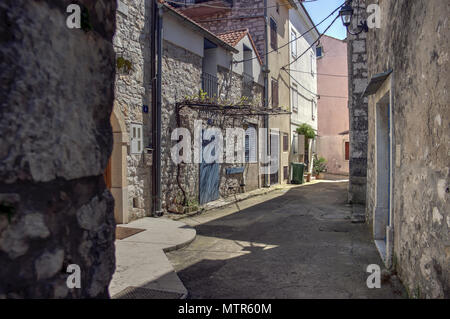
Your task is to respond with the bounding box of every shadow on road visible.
[167,182,406,299]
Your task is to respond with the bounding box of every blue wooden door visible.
[199,132,220,205]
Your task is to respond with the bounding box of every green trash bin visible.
[291,162,305,184]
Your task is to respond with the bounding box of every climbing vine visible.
[117,56,133,74]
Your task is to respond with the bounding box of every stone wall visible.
[161,40,203,211]
[161,41,264,212]
[113,0,152,221]
[217,66,264,106]
[364,0,449,298]
[347,2,369,205]
[177,108,262,202]
[0,0,116,297]
[190,0,266,58]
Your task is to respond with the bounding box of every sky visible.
[303,0,347,40]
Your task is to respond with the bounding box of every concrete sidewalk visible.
[109,217,196,299]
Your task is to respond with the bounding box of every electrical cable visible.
[166,0,320,11]
[233,1,345,64]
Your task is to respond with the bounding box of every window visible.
[316,46,323,58]
[283,166,288,181]
[345,141,350,161]
[291,84,298,112]
[131,123,143,154]
[283,133,289,152]
[271,78,279,108]
[270,18,277,50]
[291,30,297,57]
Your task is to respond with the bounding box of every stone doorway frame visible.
[372,73,394,268]
[111,105,129,224]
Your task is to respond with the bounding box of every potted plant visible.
[305,172,312,182]
[296,124,316,182]
[313,155,327,179]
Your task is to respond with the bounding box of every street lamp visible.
[339,3,353,27]
[339,0,369,35]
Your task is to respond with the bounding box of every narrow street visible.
[167,181,405,299]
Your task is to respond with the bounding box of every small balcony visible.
[173,0,233,18]
[202,72,218,98]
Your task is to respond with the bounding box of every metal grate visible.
[201,72,218,98]
[112,286,185,299]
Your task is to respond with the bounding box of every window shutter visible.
[245,135,250,162]
[245,127,257,163]
[270,18,277,50]
[345,141,350,160]
[272,79,279,108]
[131,124,143,154]
[283,133,289,152]
[291,31,296,57]
[138,126,142,153]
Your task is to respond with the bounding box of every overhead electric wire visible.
[233,1,345,64]
[166,0,319,11]
[281,13,345,99]
[284,69,348,78]
[282,12,341,68]
[166,0,349,100]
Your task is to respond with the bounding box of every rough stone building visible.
[174,0,298,185]
[362,0,449,298]
[160,4,266,212]
[0,0,116,298]
[347,1,368,204]
[110,0,153,223]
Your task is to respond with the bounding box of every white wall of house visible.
[216,46,233,71]
[232,35,264,86]
[164,13,234,79]
[288,7,319,133]
[163,14,204,57]
[289,6,319,172]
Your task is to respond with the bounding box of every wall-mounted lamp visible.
[339,0,369,35]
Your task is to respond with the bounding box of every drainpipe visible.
[263,0,270,187]
[152,1,163,217]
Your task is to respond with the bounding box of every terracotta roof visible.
[216,29,248,47]
[216,29,263,65]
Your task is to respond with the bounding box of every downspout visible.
[263,0,270,187]
[152,2,163,217]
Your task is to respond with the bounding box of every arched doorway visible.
[108,106,129,224]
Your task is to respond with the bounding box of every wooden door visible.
[104,157,112,190]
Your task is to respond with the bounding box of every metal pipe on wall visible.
[263,0,270,187]
[152,0,163,216]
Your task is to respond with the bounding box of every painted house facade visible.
[288,3,319,173]
[316,35,349,176]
